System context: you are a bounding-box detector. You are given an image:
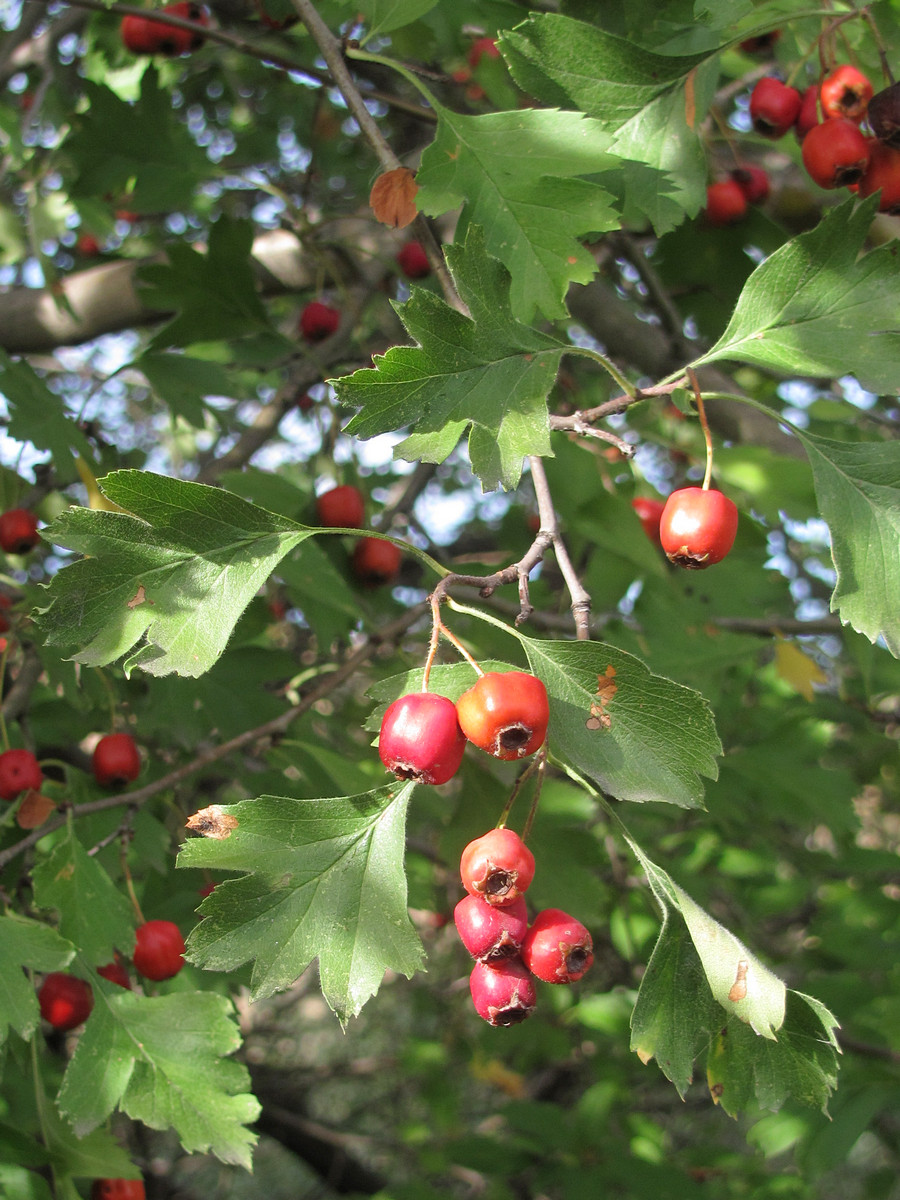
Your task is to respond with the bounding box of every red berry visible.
[299,300,340,342]
[801,118,871,188]
[0,748,42,801]
[857,139,900,212]
[38,973,94,1031]
[0,508,39,554]
[120,2,208,55]
[133,920,186,981]
[76,234,101,257]
[739,31,781,55]
[0,594,12,635]
[467,37,500,69]
[819,64,873,122]
[703,179,747,227]
[749,77,802,138]
[459,827,535,907]
[91,1181,146,1200]
[469,959,536,1026]
[378,692,467,785]
[522,908,594,984]
[730,165,770,204]
[97,957,132,990]
[455,671,549,761]
[454,893,528,962]
[795,85,821,140]
[868,81,900,149]
[631,496,666,545]
[659,486,738,569]
[395,240,431,279]
[92,733,141,788]
[315,484,365,529]
[351,537,402,586]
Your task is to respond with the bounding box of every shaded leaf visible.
[0,916,73,1044]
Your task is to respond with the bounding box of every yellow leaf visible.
[75,455,126,512]
[774,637,827,702]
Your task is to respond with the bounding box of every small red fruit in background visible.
[730,165,770,204]
[0,749,43,801]
[739,30,781,55]
[92,733,141,788]
[867,81,900,149]
[120,2,208,56]
[703,179,747,227]
[631,497,666,545]
[521,908,594,984]
[378,692,467,785]
[91,1181,146,1200]
[395,240,431,279]
[133,919,186,981]
[459,827,535,907]
[0,508,40,554]
[38,973,94,1031]
[749,77,802,138]
[76,234,102,257]
[315,484,365,529]
[299,300,340,342]
[795,85,820,139]
[469,958,536,1026]
[454,893,528,962]
[801,118,871,188]
[819,64,873,122]
[98,957,132,989]
[0,593,14,634]
[857,140,900,212]
[467,37,500,69]
[456,671,549,761]
[659,487,738,569]
[351,537,402,586]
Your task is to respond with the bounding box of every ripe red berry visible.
[857,139,900,212]
[801,118,871,188]
[97,957,132,990]
[867,81,900,148]
[459,827,535,907]
[631,497,666,545]
[659,486,738,570]
[299,300,340,342]
[749,77,802,138]
[730,165,770,204]
[469,958,536,1026]
[378,692,467,785]
[467,37,500,69]
[0,748,42,801]
[120,2,208,56]
[395,240,431,279]
[38,973,94,1031]
[133,920,186,981]
[454,893,528,962]
[76,234,101,257]
[91,1181,146,1200]
[0,508,40,554]
[702,179,747,227]
[795,85,821,140]
[351,537,402,586]
[455,671,549,761]
[315,484,365,529]
[92,733,141,788]
[819,64,873,122]
[522,908,594,984]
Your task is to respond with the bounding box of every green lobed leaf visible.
[37,471,309,677]
[338,225,563,491]
[693,197,900,392]
[136,352,232,429]
[0,916,74,1044]
[0,351,95,467]
[58,991,259,1168]
[40,1101,139,1187]
[177,783,424,1020]
[340,0,439,36]
[31,833,137,965]
[794,431,900,658]
[415,108,618,321]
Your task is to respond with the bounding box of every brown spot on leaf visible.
[127,585,149,609]
[728,959,749,1002]
[16,789,56,829]
[369,167,419,228]
[186,805,239,840]
[587,666,617,730]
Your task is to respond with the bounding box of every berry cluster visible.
[379,670,549,787]
[314,483,403,586]
[453,828,593,1025]
[749,66,900,211]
